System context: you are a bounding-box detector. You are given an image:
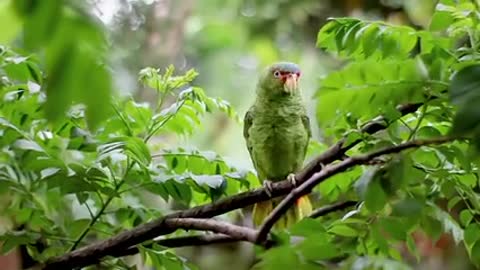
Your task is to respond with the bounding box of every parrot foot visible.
[367,157,386,165]
[320,163,326,170]
[263,180,274,197]
[287,173,297,187]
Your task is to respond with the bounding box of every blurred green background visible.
[95,0,435,170]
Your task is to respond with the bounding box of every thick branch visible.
[255,136,458,243]
[114,200,357,258]
[41,102,425,269]
[44,218,256,269]
[117,234,236,257]
[164,218,258,243]
[43,184,291,269]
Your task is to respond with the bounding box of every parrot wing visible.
[301,114,311,138]
[301,114,311,160]
[243,108,255,164]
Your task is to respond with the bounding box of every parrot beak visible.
[283,73,298,94]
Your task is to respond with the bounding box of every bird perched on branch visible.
[243,62,312,229]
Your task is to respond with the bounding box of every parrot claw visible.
[263,180,274,197]
[287,173,297,187]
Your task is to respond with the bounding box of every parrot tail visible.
[252,196,312,229]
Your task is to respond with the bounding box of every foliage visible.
[0,43,245,267]
[2,0,480,270]
[1,0,113,128]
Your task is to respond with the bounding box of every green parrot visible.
[243,62,312,229]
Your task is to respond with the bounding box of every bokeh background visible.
[92,0,436,170]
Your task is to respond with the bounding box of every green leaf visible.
[460,210,473,226]
[98,137,151,167]
[452,97,480,136]
[14,0,62,49]
[44,13,111,128]
[416,126,443,139]
[450,65,480,107]
[471,241,480,267]
[14,139,44,152]
[40,167,61,179]
[190,174,224,189]
[163,179,192,205]
[391,197,424,218]
[378,217,408,241]
[0,231,38,254]
[139,67,163,92]
[450,65,480,135]
[123,100,153,136]
[256,246,299,270]
[328,224,358,237]
[317,18,417,60]
[365,180,387,213]
[371,223,390,254]
[406,233,420,262]
[465,223,480,246]
[355,168,387,212]
[430,203,464,244]
[447,196,462,211]
[15,208,32,224]
[316,59,428,134]
[421,215,443,242]
[299,235,339,260]
[429,10,455,31]
[290,218,327,237]
[70,219,91,238]
[361,23,382,58]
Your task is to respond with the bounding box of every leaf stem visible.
[407,103,428,141]
[69,161,135,251]
[144,99,186,142]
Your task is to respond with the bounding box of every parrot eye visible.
[273,70,281,78]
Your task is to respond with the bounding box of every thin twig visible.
[69,161,135,251]
[296,102,423,188]
[407,103,428,141]
[85,202,95,219]
[309,201,358,219]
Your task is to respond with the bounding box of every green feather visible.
[244,62,312,229]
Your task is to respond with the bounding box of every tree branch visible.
[117,234,237,257]
[255,136,458,244]
[112,200,357,258]
[309,201,358,219]
[43,218,258,269]
[163,218,258,243]
[297,102,423,184]
[40,101,426,269]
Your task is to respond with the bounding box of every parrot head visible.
[258,62,301,95]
